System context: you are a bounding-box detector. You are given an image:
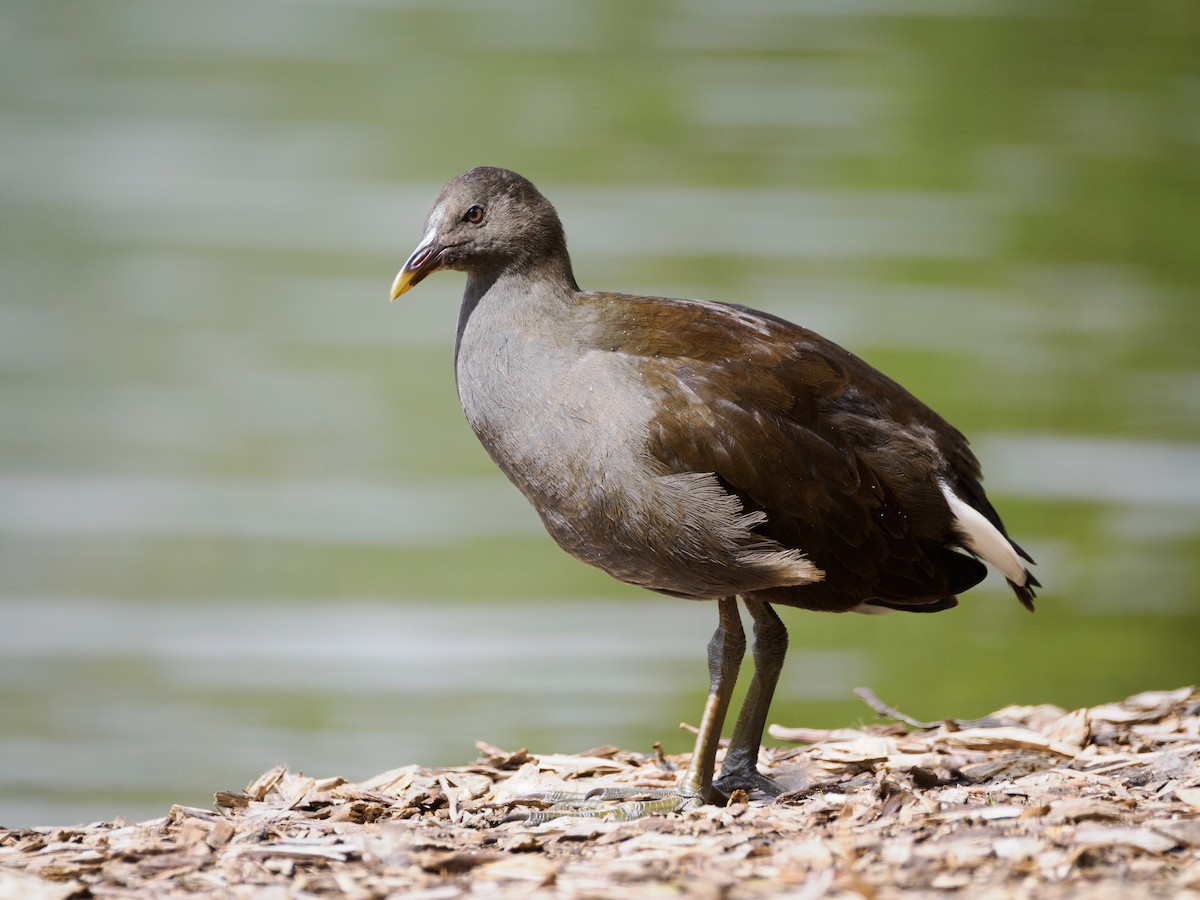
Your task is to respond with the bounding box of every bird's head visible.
[390,167,574,300]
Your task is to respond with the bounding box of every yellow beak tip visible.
[389,270,412,302]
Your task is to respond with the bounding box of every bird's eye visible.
[463,205,485,224]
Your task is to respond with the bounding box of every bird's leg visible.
[676,595,746,803]
[515,597,745,823]
[713,598,787,797]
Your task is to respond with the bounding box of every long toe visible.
[507,786,704,824]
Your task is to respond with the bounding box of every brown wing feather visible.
[590,293,997,612]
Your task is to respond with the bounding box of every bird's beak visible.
[390,226,442,301]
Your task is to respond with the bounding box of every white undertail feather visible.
[938,479,1027,585]
[849,603,895,616]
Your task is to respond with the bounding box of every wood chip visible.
[1175,786,1200,809]
[936,725,1079,757]
[1,686,1197,898]
[1072,825,1178,854]
[1044,798,1134,824]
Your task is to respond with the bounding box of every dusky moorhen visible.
[390,167,1038,819]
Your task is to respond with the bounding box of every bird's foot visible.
[506,785,709,824]
[713,766,784,798]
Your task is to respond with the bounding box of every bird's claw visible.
[713,767,785,798]
[507,786,702,824]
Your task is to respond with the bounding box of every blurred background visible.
[1,0,1197,827]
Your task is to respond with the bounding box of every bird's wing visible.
[592,293,998,610]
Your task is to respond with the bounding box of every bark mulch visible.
[2,686,1198,898]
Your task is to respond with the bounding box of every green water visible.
[1,0,1197,827]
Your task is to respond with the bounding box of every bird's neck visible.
[451,259,578,364]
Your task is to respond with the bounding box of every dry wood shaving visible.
[2,686,1198,898]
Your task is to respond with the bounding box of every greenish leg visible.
[517,597,746,824]
[713,598,787,797]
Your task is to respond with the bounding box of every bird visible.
[389,166,1039,819]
